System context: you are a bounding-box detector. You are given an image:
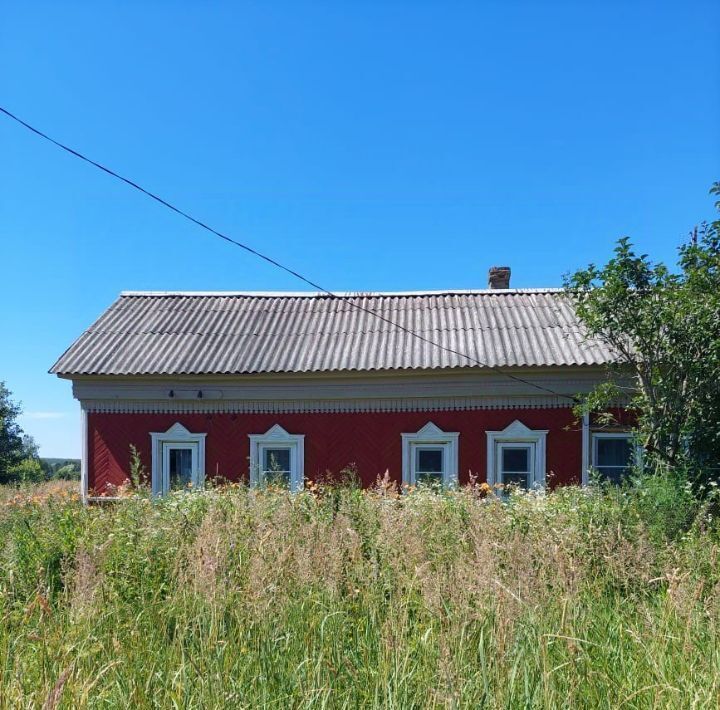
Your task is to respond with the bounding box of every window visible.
[262,447,292,486]
[150,423,206,496]
[486,420,548,490]
[401,422,459,487]
[249,425,305,492]
[591,433,636,484]
[498,444,533,489]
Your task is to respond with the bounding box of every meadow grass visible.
[0,477,718,708]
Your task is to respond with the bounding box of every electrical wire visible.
[0,105,576,401]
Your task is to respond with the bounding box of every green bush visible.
[5,456,44,484]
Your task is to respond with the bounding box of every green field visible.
[0,478,718,708]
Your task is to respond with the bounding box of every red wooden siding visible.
[87,408,582,494]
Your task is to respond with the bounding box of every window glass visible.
[502,447,529,472]
[169,448,193,488]
[415,447,444,485]
[594,437,633,484]
[500,445,531,489]
[262,447,292,486]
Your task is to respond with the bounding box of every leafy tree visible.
[0,383,46,484]
[565,184,720,483]
[7,457,44,483]
[0,382,26,480]
[21,434,39,460]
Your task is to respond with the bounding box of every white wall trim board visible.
[80,404,88,504]
[581,411,590,486]
[70,368,621,402]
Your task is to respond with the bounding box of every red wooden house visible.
[51,269,634,500]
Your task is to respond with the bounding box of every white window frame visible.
[590,432,640,483]
[486,420,548,490]
[401,422,459,487]
[249,424,305,492]
[150,422,206,496]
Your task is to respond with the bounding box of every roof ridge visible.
[119,288,565,298]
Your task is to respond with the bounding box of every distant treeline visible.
[41,458,81,480]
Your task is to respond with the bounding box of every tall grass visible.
[0,477,718,708]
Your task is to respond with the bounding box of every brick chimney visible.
[488,266,511,289]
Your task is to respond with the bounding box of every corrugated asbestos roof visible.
[50,289,616,376]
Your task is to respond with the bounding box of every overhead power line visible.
[0,105,575,401]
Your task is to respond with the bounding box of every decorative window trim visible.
[248,424,305,492]
[150,422,206,496]
[401,422,459,487]
[590,432,641,483]
[486,420,548,489]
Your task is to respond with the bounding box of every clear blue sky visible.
[1,1,718,458]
